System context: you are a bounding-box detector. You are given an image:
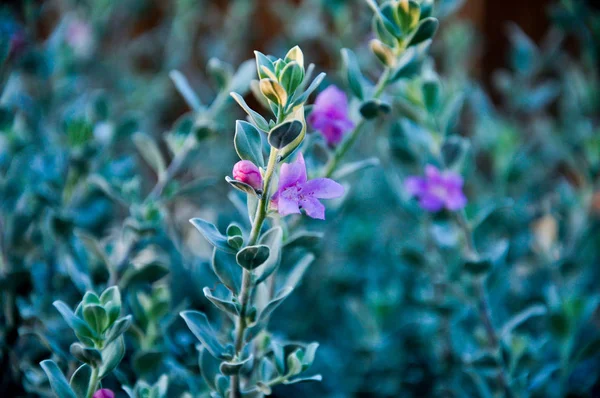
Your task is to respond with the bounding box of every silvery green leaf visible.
[190,218,237,254]
[257,287,293,322]
[215,375,229,397]
[333,157,380,180]
[236,245,270,270]
[53,301,96,341]
[255,227,284,284]
[230,92,270,132]
[69,364,92,398]
[285,350,303,377]
[180,311,229,360]
[500,305,547,338]
[283,231,323,250]
[212,249,241,294]
[227,235,244,250]
[203,287,239,317]
[389,46,424,82]
[283,374,323,385]
[470,199,514,230]
[225,176,261,198]
[280,61,304,95]
[422,78,441,112]
[341,49,365,100]
[40,360,77,398]
[207,58,233,90]
[227,223,243,238]
[259,79,287,106]
[420,0,434,18]
[132,132,166,177]
[70,343,102,367]
[441,135,471,171]
[292,72,325,106]
[199,346,221,391]
[104,315,132,346]
[359,99,391,119]
[119,262,170,289]
[397,0,421,33]
[255,381,272,395]
[284,45,304,69]
[408,17,439,47]
[366,0,401,38]
[169,70,203,111]
[235,120,264,167]
[219,355,253,375]
[83,304,109,334]
[255,51,275,80]
[283,254,315,290]
[269,120,303,149]
[301,342,319,370]
[98,335,126,378]
[229,59,257,94]
[168,177,217,200]
[372,14,397,47]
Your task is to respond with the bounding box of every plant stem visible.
[85,366,99,398]
[230,147,279,398]
[322,67,391,178]
[455,212,513,396]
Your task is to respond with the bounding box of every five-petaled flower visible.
[93,389,115,398]
[233,160,263,191]
[307,85,355,146]
[271,153,344,219]
[405,165,467,212]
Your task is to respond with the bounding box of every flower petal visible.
[404,176,426,197]
[299,196,325,220]
[445,191,467,211]
[276,196,301,216]
[314,85,349,112]
[425,164,442,181]
[302,178,345,199]
[442,171,464,188]
[419,194,445,212]
[278,152,307,189]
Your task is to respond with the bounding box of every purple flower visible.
[271,153,344,220]
[93,389,114,398]
[405,165,467,212]
[307,85,355,146]
[233,160,263,191]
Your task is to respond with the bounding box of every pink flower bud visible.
[93,389,115,398]
[233,160,262,191]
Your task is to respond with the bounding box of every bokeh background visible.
[1,0,600,397]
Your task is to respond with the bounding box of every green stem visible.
[322,67,391,178]
[85,366,99,398]
[455,212,513,396]
[230,147,279,398]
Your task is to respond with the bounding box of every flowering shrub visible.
[0,0,599,397]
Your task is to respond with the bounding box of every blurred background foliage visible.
[1,0,600,397]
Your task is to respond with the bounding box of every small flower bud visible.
[93,389,115,398]
[233,160,263,191]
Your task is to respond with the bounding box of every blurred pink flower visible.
[405,165,467,212]
[93,389,114,398]
[308,85,355,146]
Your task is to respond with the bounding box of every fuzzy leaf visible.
[236,245,270,270]
[235,120,264,167]
[190,218,236,254]
[40,360,77,398]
